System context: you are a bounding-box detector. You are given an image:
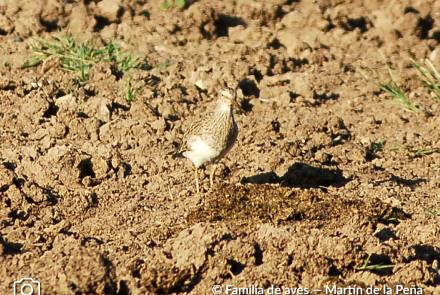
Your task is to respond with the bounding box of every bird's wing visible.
[173,114,209,157]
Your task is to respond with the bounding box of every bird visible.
[173,87,239,192]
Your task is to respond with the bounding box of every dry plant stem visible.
[210,164,217,187]
[195,167,200,193]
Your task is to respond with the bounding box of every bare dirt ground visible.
[1,0,440,294]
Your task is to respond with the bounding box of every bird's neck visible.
[215,102,232,114]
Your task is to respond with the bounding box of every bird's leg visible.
[210,164,217,187]
[195,167,200,193]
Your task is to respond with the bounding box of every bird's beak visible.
[232,99,240,109]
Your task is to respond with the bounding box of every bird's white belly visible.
[183,136,217,167]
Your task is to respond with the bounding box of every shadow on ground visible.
[241,162,349,188]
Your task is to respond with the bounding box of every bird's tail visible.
[168,141,184,159]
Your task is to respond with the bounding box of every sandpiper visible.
[173,87,239,192]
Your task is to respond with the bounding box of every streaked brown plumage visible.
[173,87,239,192]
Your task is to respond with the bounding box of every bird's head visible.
[219,87,240,109]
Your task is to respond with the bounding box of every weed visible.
[153,60,170,70]
[380,217,399,224]
[23,33,147,89]
[411,58,440,102]
[67,82,77,96]
[355,254,394,271]
[162,0,186,10]
[370,140,386,151]
[355,53,420,111]
[421,205,440,217]
[126,76,142,102]
[391,143,438,158]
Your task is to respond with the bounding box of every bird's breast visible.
[184,136,218,167]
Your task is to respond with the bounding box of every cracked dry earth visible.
[1,0,440,294]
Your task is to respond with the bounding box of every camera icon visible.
[13,278,40,295]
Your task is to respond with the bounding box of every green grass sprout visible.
[370,140,386,151]
[174,0,186,7]
[380,217,399,224]
[391,143,438,158]
[355,254,394,271]
[162,0,186,10]
[23,33,147,89]
[126,76,142,102]
[355,52,420,111]
[411,58,440,102]
[421,205,440,217]
[153,60,170,70]
[162,1,173,9]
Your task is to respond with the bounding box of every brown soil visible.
[1,0,440,294]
